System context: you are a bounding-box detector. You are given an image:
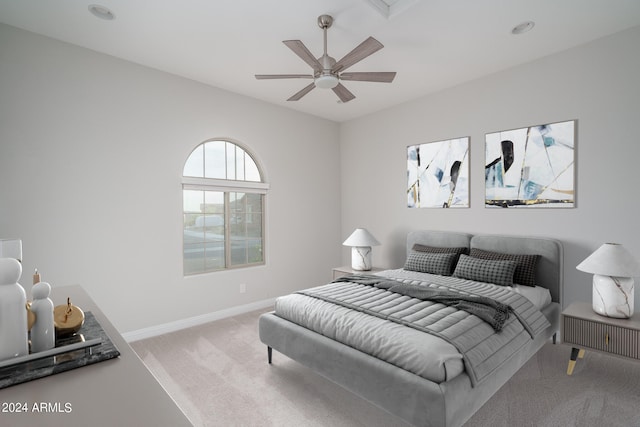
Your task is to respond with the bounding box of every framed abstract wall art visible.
[407,137,469,208]
[485,120,575,208]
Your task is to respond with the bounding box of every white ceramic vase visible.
[0,258,29,361]
[30,281,56,352]
[351,246,373,271]
[592,274,634,318]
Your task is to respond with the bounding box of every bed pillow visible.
[404,251,459,276]
[469,248,539,287]
[411,244,469,256]
[453,254,518,286]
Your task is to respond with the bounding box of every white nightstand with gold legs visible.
[561,302,640,375]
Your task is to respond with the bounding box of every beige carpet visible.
[131,308,640,427]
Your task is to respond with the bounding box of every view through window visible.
[182,140,267,274]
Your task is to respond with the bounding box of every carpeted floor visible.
[131,308,640,427]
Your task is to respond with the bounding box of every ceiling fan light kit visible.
[315,74,339,89]
[256,14,396,103]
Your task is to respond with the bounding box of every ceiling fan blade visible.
[255,74,313,80]
[287,82,316,101]
[332,37,384,73]
[283,40,323,72]
[339,72,396,83]
[332,83,356,103]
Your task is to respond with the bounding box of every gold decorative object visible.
[27,268,40,331]
[26,301,36,331]
[54,297,85,336]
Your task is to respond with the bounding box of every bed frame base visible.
[259,231,563,426]
[260,302,559,427]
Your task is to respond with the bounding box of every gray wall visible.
[2,22,640,333]
[0,24,342,333]
[339,26,640,309]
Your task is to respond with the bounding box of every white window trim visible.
[182,177,270,194]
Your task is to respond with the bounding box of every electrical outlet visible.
[239,283,246,293]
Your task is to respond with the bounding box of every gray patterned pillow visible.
[469,248,539,287]
[404,251,459,276]
[453,254,518,286]
[411,244,469,256]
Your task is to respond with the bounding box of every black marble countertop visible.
[0,311,120,389]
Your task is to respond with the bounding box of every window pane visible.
[184,190,226,274]
[184,189,206,274]
[229,237,263,265]
[229,192,263,266]
[204,191,224,214]
[230,237,248,266]
[183,145,204,177]
[204,141,226,179]
[184,214,205,244]
[183,140,265,274]
[244,193,262,210]
[245,159,260,182]
[248,238,263,263]
[183,190,204,213]
[226,141,236,180]
[236,145,245,180]
[184,243,206,274]
[247,213,262,238]
[203,192,225,254]
[204,238,225,270]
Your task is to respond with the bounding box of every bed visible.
[259,230,563,427]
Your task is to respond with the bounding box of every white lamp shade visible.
[342,228,380,247]
[576,243,640,277]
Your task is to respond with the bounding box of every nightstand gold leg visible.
[567,347,581,375]
[578,349,585,359]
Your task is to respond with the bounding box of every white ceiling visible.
[2,0,640,122]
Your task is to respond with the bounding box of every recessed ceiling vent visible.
[365,0,419,19]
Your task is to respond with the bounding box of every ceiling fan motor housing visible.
[255,13,395,102]
[317,15,333,29]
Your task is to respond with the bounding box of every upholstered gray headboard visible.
[406,230,563,305]
[406,230,473,253]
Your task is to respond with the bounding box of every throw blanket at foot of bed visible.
[333,274,513,332]
[284,270,550,387]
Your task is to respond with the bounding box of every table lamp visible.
[576,243,640,318]
[342,228,380,271]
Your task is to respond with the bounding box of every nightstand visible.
[561,302,640,375]
[332,265,384,280]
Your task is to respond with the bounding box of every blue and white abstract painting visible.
[485,120,575,208]
[407,137,469,208]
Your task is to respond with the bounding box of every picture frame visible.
[485,120,575,208]
[407,137,469,208]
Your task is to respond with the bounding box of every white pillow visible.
[511,284,552,310]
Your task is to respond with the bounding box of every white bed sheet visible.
[510,284,552,310]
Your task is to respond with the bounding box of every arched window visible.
[182,139,268,274]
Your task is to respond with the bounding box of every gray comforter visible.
[275,269,550,386]
[333,274,513,332]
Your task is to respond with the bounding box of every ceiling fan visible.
[255,14,396,103]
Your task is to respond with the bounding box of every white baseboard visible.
[122,297,276,343]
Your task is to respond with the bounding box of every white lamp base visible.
[592,274,634,318]
[351,246,372,271]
